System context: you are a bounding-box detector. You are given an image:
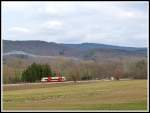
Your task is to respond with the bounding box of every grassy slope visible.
[3,80,147,110]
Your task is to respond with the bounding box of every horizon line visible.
[2,39,148,48]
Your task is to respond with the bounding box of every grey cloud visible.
[2,2,148,47]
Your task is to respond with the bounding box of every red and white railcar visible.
[41,76,66,82]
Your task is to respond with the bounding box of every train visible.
[41,76,66,82]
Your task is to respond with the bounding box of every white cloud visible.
[118,11,135,18]
[43,20,63,29]
[9,27,30,33]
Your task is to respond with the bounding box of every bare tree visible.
[113,64,124,80]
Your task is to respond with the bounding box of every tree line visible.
[3,59,147,83]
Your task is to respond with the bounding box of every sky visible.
[2,1,149,47]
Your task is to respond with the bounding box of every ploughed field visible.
[3,80,147,110]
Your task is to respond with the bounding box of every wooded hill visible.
[3,40,147,83]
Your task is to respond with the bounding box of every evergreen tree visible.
[21,63,53,82]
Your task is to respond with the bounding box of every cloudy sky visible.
[2,1,149,47]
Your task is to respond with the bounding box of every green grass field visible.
[3,80,147,111]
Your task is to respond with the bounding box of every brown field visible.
[3,80,148,111]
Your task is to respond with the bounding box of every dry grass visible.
[3,80,147,110]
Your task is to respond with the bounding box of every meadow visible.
[3,80,147,111]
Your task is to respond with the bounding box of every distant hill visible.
[3,40,147,60]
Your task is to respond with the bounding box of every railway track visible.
[2,80,101,91]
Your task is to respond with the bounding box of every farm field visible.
[3,80,147,111]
